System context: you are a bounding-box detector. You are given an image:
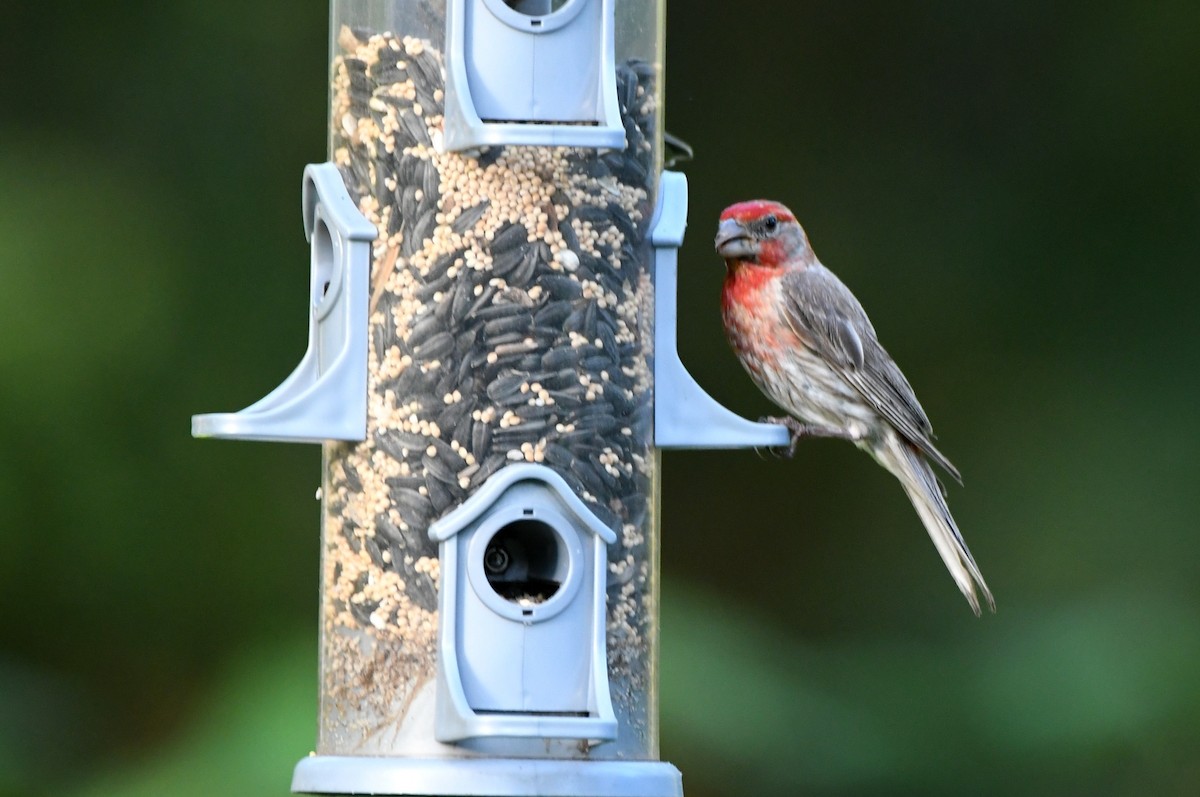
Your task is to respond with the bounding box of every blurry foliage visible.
[1,1,1198,796]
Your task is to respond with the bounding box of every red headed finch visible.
[716,200,993,614]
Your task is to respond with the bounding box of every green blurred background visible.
[2,2,1198,795]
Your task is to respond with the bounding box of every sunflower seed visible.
[483,314,532,338]
[557,217,581,251]
[608,386,639,417]
[398,109,431,146]
[427,437,467,471]
[450,274,475,322]
[542,274,584,301]
[452,409,474,449]
[375,514,406,545]
[468,454,507,489]
[415,272,453,303]
[471,421,492,457]
[489,221,527,254]
[393,487,432,526]
[454,326,478,356]
[437,401,471,437]
[340,463,363,492]
[407,311,442,348]
[541,346,581,371]
[491,245,525,277]
[570,457,607,496]
[573,204,612,228]
[405,207,437,257]
[414,331,453,361]
[373,433,426,461]
[385,475,427,492]
[451,201,489,235]
[534,300,572,328]
[471,302,525,324]
[425,471,456,514]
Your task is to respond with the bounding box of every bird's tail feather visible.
[876,432,994,615]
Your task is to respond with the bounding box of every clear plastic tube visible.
[319,0,664,761]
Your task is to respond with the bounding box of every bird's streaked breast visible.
[723,267,877,433]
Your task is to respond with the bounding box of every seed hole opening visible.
[311,219,335,308]
[504,0,573,16]
[482,518,566,605]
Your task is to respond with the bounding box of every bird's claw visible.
[760,416,803,459]
[758,443,795,460]
[760,416,855,459]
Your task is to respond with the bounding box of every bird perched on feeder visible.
[715,200,994,614]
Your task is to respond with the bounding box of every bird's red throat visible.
[721,260,778,312]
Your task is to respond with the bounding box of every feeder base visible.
[292,756,683,797]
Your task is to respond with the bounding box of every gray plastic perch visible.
[191,163,375,443]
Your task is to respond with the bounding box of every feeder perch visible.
[191,163,375,443]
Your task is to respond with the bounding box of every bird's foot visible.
[761,416,856,459]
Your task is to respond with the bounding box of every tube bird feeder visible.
[194,1,785,794]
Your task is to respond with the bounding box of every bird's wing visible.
[780,267,962,484]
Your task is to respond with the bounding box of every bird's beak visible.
[714,218,757,261]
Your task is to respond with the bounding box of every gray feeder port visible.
[443,0,626,150]
[429,463,618,744]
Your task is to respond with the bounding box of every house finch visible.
[716,199,994,614]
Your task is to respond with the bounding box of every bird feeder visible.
[193,1,784,795]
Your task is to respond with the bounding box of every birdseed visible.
[319,26,660,759]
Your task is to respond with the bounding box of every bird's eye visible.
[763,214,778,233]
